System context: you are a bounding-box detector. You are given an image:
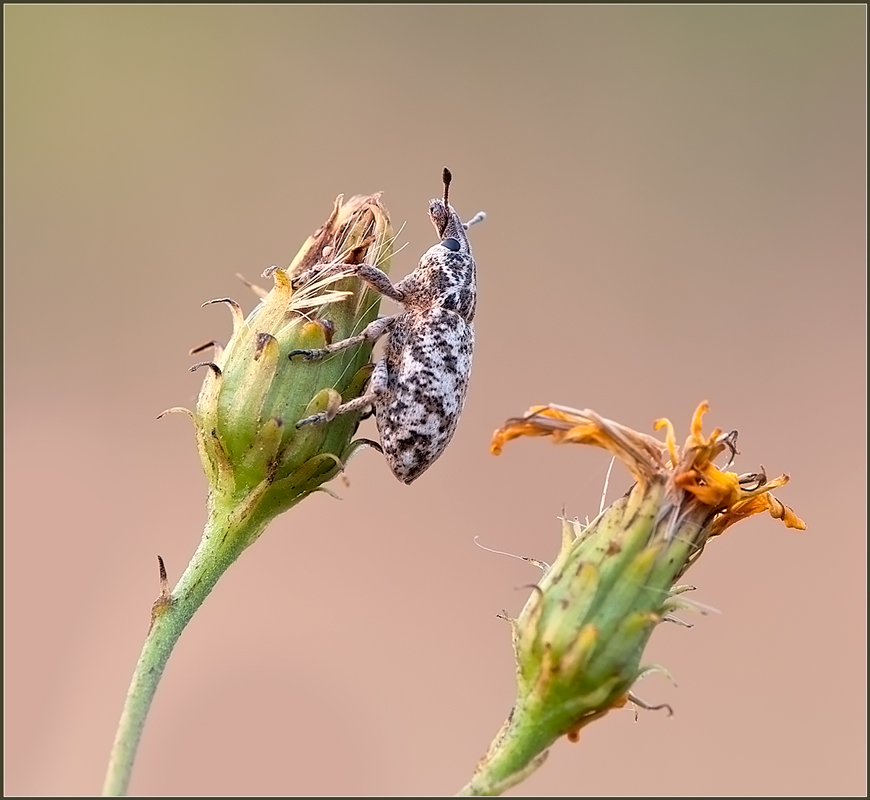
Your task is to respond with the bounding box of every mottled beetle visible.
[289,168,485,484]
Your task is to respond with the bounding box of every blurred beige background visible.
[4,6,866,796]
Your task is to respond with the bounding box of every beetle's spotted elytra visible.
[288,168,485,484]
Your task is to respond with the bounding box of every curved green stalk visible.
[101,499,273,796]
[456,700,553,796]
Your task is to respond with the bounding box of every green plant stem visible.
[456,699,556,797]
[101,500,271,796]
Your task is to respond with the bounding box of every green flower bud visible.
[459,402,805,796]
[103,194,397,798]
[511,480,668,736]
[162,193,393,542]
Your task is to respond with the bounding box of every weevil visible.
[288,168,485,484]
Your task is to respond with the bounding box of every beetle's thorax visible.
[398,256,475,322]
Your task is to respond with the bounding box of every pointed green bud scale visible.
[274,388,341,480]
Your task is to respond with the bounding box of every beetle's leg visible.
[296,392,376,429]
[288,316,395,362]
[292,262,406,303]
[290,261,349,290]
[351,264,406,302]
[295,358,390,429]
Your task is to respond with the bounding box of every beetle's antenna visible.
[463,211,486,229]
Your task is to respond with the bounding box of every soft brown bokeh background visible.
[5,6,866,796]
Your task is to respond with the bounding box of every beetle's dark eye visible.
[441,237,461,252]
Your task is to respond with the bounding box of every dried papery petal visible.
[493,401,805,533]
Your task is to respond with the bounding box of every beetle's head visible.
[427,167,485,258]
